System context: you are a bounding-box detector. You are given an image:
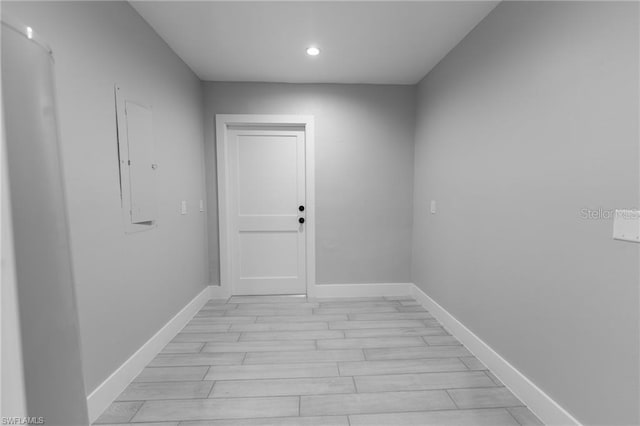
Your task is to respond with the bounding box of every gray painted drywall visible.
[412,2,639,425]
[2,1,209,394]
[204,82,415,285]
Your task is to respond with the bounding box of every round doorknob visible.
[299,217,305,224]
[299,205,305,212]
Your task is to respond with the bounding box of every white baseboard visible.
[411,284,581,426]
[86,285,212,423]
[313,283,413,298]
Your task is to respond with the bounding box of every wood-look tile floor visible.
[94,296,544,426]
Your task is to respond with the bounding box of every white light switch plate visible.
[430,200,437,214]
[613,209,640,242]
[181,201,187,215]
[199,200,204,212]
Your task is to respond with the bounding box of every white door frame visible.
[216,114,316,297]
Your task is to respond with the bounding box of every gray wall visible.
[3,1,209,394]
[204,82,415,285]
[412,2,639,425]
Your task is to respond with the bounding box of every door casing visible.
[216,114,316,297]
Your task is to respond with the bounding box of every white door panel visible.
[237,135,298,215]
[239,232,299,278]
[228,128,306,295]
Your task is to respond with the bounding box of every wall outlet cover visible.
[612,209,640,242]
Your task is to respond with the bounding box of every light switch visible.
[199,200,205,212]
[613,209,640,242]
[181,201,187,215]
[430,200,437,214]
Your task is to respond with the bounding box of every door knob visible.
[299,217,305,224]
[299,205,305,212]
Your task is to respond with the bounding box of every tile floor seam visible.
[488,371,504,386]
[105,404,530,419]
[445,389,460,410]
[458,356,474,370]
[206,380,216,398]
[361,350,369,361]
[122,381,507,400]
[205,375,352,384]
[333,369,474,377]
[111,393,310,403]
[351,376,359,393]
[200,366,210,380]
[344,371,503,380]
[391,406,489,414]
[506,407,534,426]
[115,386,510,404]
[340,407,534,424]
[505,405,544,426]
[210,385,512,399]
[125,400,145,424]
[482,371,497,384]
[299,402,494,418]
[199,389,467,399]
[128,407,526,425]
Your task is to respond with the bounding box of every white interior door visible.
[227,127,307,295]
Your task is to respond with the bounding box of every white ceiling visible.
[130,1,499,85]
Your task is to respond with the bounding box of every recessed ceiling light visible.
[306,47,320,56]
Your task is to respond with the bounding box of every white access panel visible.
[115,84,158,232]
[125,101,157,223]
